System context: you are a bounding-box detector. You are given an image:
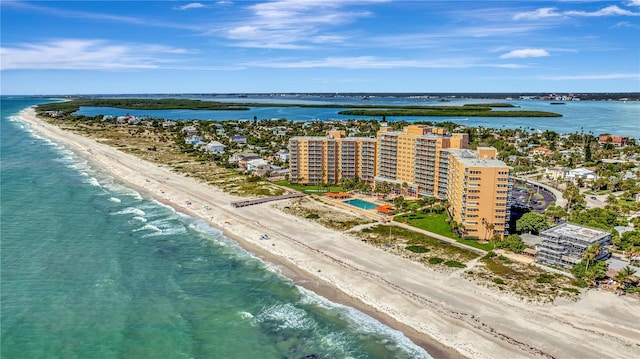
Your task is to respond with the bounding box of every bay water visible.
[75,95,640,139]
[1,97,431,359]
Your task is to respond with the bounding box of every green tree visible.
[516,212,550,234]
[583,243,601,272]
[562,183,585,211]
[544,203,568,224]
[496,234,527,253]
[570,208,619,230]
[584,137,592,162]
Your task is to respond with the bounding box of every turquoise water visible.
[345,199,379,210]
[76,96,640,139]
[1,97,432,358]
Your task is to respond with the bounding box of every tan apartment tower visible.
[446,147,512,238]
[289,130,376,185]
[375,124,468,198]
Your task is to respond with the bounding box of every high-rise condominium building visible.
[376,124,468,198]
[289,125,512,237]
[446,147,512,238]
[289,130,376,185]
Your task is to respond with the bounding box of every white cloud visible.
[626,0,640,6]
[612,21,640,28]
[499,49,549,59]
[224,0,387,49]
[176,3,206,10]
[0,39,189,70]
[541,73,640,80]
[242,56,529,69]
[514,7,561,20]
[514,5,639,20]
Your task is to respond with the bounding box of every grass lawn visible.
[394,211,456,238]
[394,211,493,251]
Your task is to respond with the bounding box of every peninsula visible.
[19,104,640,359]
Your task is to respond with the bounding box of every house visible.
[185,135,205,147]
[246,158,270,175]
[231,134,247,144]
[116,115,138,124]
[182,126,199,136]
[205,141,225,154]
[545,167,567,180]
[598,134,629,147]
[162,121,177,129]
[276,149,290,162]
[228,151,260,164]
[529,147,553,156]
[565,167,597,185]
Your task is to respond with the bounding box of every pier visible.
[230,193,306,208]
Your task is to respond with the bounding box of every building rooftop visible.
[540,223,610,243]
[447,149,507,168]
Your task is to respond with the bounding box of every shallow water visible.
[1,97,432,359]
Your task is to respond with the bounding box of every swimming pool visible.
[344,199,378,210]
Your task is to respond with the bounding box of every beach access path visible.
[20,108,640,359]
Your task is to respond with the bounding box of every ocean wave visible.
[132,216,147,223]
[108,197,121,203]
[255,303,318,332]
[84,177,101,187]
[133,223,161,233]
[297,287,432,359]
[140,219,187,237]
[113,207,146,217]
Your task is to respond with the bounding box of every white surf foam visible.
[255,303,318,331]
[297,287,433,359]
[113,207,146,217]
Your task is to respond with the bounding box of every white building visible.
[565,168,597,185]
[205,141,225,154]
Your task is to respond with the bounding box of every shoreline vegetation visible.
[36,98,562,117]
[20,105,640,359]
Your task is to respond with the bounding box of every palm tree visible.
[616,266,637,284]
[482,218,495,244]
[583,243,601,272]
[628,246,640,264]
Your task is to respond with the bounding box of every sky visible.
[1,0,639,94]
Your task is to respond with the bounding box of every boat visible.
[550,102,566,105]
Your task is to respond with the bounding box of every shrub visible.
[444,260,466,268]
[306,213,320,219]
[428,257,444,265]
[406,245,430,253]
[537,273,555,284]
[572,279,588,288]
[562,287,580,294]
[493,278,506,285]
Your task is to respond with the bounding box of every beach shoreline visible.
[18,107,640,359]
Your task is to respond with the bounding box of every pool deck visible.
[318,193,486,255]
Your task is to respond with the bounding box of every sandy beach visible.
[19,107,640,359]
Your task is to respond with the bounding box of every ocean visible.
[0,97,432,359]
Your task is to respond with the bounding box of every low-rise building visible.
[231,134,247,144]
[565,167,597,185]
[598,134,629,147]
[205,141,225,154]
[536,223,612,268]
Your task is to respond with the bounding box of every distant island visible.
[36,98,563,118]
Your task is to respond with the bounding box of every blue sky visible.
[1,0,639,94]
